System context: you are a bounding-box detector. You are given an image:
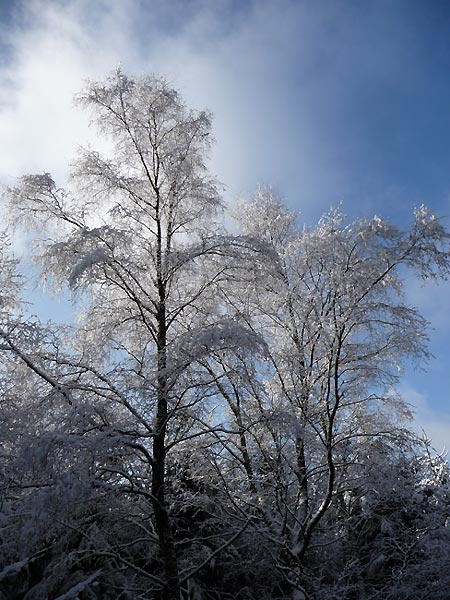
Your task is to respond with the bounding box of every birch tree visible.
[5,70,260,600]
[209,188,450,598]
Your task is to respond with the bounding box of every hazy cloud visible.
[2,0,442,218]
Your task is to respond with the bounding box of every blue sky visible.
[1,0,450,450]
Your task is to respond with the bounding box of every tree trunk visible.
[152,294,180,599]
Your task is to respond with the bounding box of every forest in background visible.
[1,71,450,600]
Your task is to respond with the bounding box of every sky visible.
[1,0,450,451]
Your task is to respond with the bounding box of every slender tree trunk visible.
[152,195,180,598]
[295,437,309,522]
[152,305,180,600]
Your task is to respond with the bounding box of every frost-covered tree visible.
[203,188,450,598]
[2,73,450,600]
[4,70,261,600]
[311,436,450,600]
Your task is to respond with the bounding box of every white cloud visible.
[0,0,409,217]
[0,0,141,183]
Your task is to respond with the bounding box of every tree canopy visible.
[1,70,450,600]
